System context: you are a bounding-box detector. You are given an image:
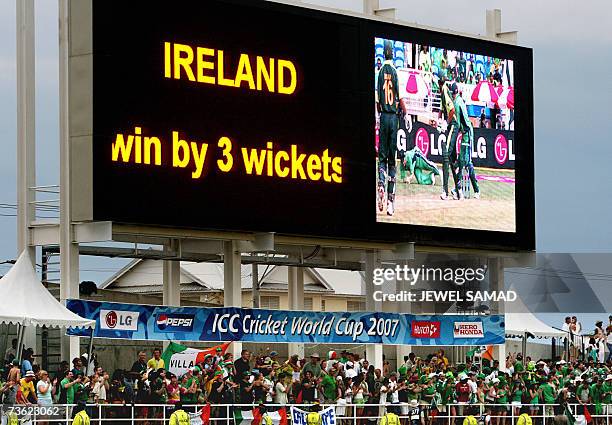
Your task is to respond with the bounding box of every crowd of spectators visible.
[0,318,611,424]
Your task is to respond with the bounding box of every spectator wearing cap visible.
[238,371,255,409]
[345,361,357,379]
[302,353,323,380]
[20,370,37,404]
[8,359,21,384]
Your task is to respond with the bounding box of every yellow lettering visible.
[291,145,306,179]
[266,142,274,176]
[172,131,190,168]
[306,154,322,181]
[173,43,195,81]
[241,147,266,176]
[278,59,297,94]
[111,133,134,163]
[164,42,171,78]
[331,157,343,183]
[217,50,235,87]
[144,136,161,165]
[274,150,289,178]
[196,47,216,84]
[217,136,234,172]
[235,54,255,89]
[256,56,274,92]
[190,142,209,179]
[134,127,142,164]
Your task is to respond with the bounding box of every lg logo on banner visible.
[100,309,139,331]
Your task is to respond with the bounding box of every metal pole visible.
[86,327,94,373]
[252,263,260,308]
[522,332,527,359]
[15,323,24,363]
[16,0,36,263]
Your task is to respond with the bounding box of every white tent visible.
[505,294,566,338]
[0,250,94,329]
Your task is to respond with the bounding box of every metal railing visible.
[2,402,610,425]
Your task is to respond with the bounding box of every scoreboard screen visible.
[77,0,534,249]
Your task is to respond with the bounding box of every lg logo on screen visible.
[415,127,430,156]
[494,134,515,165]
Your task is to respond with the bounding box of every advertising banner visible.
[291,406,336,425]
[66,300,504,346]
[402,121,516,170]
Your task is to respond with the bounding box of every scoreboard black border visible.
[90,0,535,251]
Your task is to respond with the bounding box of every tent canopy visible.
[0,250,94,329]
[505,295,565,339]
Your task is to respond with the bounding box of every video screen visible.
[374,37,516,232]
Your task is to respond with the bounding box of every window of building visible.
[347,300,366,312]
[304,297,313,310]
[260,296,280,310]
[321,299,326,312]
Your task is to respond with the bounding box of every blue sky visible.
[0,0,611,326]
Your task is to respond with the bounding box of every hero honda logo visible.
[411,321,440,338]
[100,309,139,331]
[453,321,484,338]
[155,313,194,332]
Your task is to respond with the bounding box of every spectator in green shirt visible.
[320,371,338,403]
[538,375,557,420]
[59,370,80,404]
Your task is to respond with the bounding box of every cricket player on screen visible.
[435,78,460,200]
[452,86,480,199]
[377,40,400,216]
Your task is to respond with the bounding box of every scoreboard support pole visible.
[288,266,305,359]
[364,251,383,370]
[224,241,243,358]
[489,257,507,369]
[162,239,181,349]
[395,276,413,370]
[58,0,81,362]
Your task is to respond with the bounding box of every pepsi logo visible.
[156,314,169,330]
[155,313,194,331]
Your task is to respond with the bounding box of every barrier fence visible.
[1,403,611,425]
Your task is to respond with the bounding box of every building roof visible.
[101,259,364,296]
